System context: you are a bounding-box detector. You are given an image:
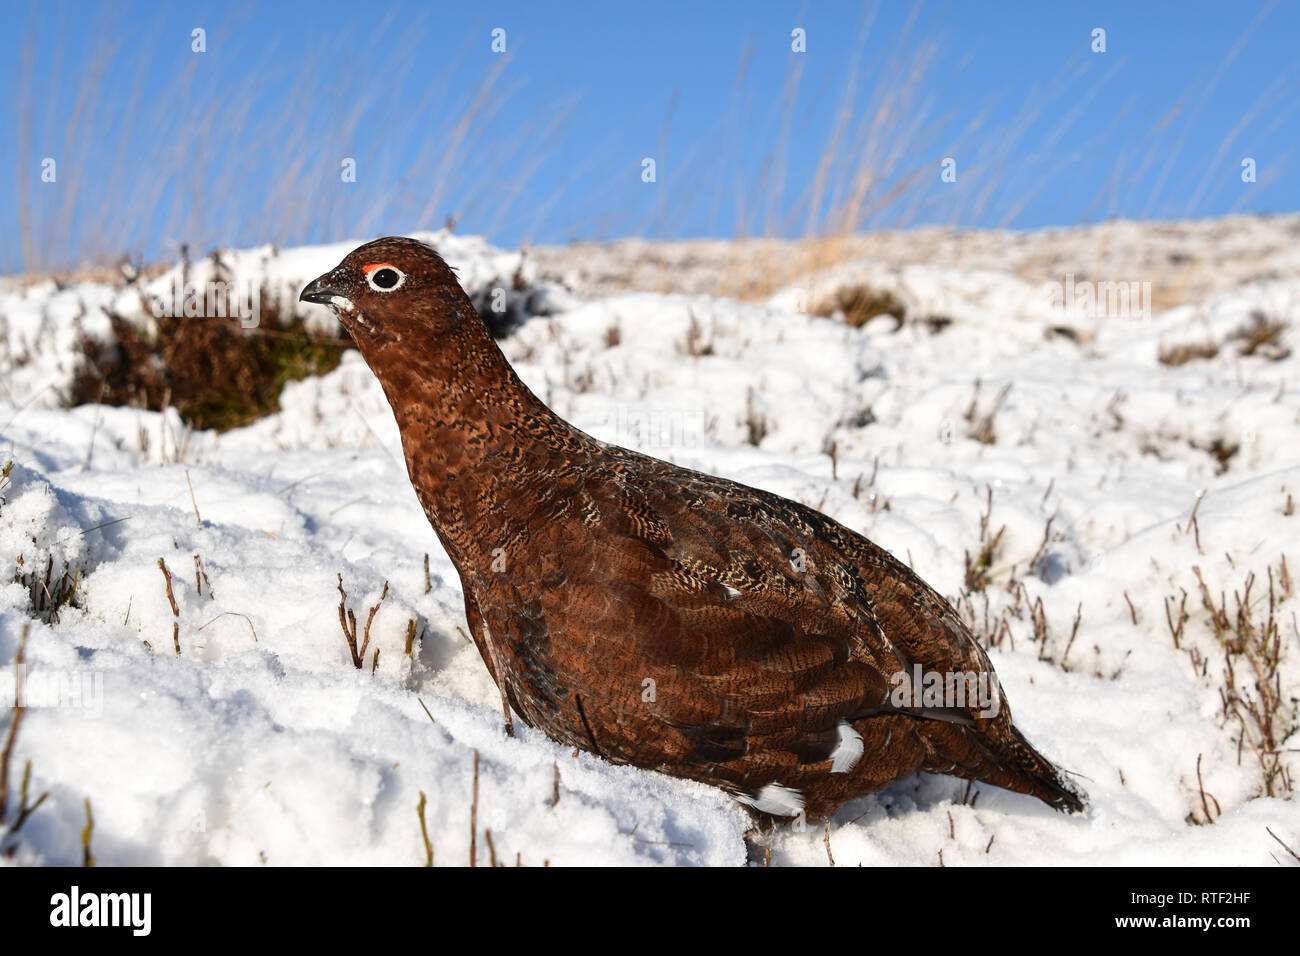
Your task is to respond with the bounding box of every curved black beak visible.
[300,274,343,305]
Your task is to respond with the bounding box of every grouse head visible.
[299,236,471,346]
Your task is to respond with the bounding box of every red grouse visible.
[301,238,1085,823]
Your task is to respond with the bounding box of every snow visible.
[1,226,1297,865]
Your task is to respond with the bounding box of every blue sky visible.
[1,0,1296,271]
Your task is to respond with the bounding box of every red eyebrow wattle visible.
[362,262,396,273]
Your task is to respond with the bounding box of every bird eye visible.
[365,266,406,292]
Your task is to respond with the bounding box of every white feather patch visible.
[723,584,741,599]
[829,721,864,773]
[329,295,355,312]
[735,783,805,817]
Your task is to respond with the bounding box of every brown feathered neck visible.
[356,280,588,568]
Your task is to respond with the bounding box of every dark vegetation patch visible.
[466,253,557,339]
[814,284,953,334]
[70,297,351,432]
[1231,310,1290,361]
[1158,310,1289,367]
[1191,437,1240,474]
[1158,341,1220,366]
[816,286,907,329]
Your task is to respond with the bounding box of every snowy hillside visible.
[1,228,1297,865]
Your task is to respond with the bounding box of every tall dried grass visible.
[7,8,568,274]
[7,0,1295,288]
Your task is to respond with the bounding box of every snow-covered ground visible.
[532,213,1300,309]
[1,227,1297,865]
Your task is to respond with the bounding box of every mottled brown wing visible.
[484,454,958,793]
[468,442,1080,814]
[661,471,1085,814]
